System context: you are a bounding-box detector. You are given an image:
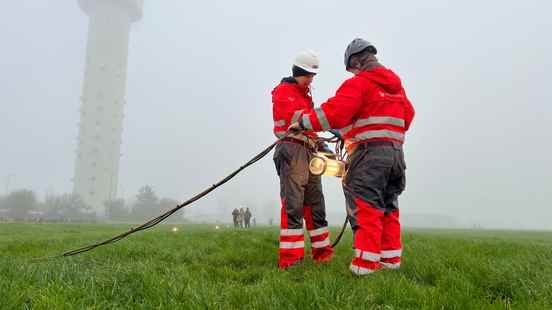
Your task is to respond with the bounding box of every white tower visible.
[74,0,143,214]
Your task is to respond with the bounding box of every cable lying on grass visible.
[60,140,280,258]
[31,133,347,260]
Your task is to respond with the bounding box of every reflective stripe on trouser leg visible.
[303,169,333,262]
[274,143,310,268]
[343,143,401,274]
[305,205,332,261]
[381,209,401,269]
[308,226,330,249]
[279,199,304,268]
[350,248,381,275]
[349,197,384,273]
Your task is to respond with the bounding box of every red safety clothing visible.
[272,77,318,143]
[300,67,414,152]
[300,66,414,275]
[272,77,334,269]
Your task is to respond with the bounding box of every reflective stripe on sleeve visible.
[274,120,286,127]
[314,108,331,131]
[338,125,353,136]
[291,110,304,124]
[301,115,313,130]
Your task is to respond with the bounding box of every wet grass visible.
[1,223,551,309]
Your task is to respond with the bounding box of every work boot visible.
[279,258,304,270]
[349,258,381,276]
[313,249,334,264]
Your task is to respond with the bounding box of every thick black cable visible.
[59,140,279,257]
[51,134,349,259]
[330,216,349,248]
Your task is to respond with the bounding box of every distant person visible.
[272,50,334,269]
[289,38,415,275]
[239,208,245,228]
[232,208,240,228]
[252,217,256,227]
[244,208,252,228]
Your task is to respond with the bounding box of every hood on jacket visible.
[280,76,298,84]
[358,67,403,94]
[271,76,309,96]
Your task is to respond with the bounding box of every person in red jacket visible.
[272,50,334,269]
[291,39,415,275]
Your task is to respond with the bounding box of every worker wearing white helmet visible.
[293,50,320,74]
[271,50,334,269]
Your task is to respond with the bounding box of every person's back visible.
[244,208,252,228]
[296,38,415,275]
[239,208,245,228]
[232,208,240,228]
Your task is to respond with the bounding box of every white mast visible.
[74,0,143,214]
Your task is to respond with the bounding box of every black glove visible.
[317,141,336,158]
[329,129,342,139]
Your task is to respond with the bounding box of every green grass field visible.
[1,223,551,309]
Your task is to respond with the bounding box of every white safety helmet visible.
[293,50,320,74]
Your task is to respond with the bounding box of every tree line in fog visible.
[0,185,184,223]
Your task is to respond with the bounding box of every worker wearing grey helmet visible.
[290,38,415,275]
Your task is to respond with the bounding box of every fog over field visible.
[1,1,550,229]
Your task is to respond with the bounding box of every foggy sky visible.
[1,0,551,229]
